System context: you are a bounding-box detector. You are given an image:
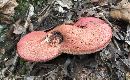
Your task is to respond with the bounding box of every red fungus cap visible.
[50,17,112,54]
[17,31,61,62]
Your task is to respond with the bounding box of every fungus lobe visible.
[17,31,61,62]
[50,17,112,54]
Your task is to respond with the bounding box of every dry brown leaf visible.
[0,47,5,54]
[13,19,33,34]
[90,0,99,3]
[110,0,130,23]
[0,0,18,15]
[13,19,26,34]
[0,14,12,24]
[126,72,130,80]
[0,0,9,8]
[0,0,18,24]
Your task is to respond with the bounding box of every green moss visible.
[14,0,29,19]
[14,0,47,19]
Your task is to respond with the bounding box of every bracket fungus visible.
[17,17,112,62]
[50,18,112,54]
[17,31,61,62]
[72,17,112,54]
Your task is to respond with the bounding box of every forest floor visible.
[0,0,130,80]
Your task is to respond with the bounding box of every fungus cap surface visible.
[17,31,60,62]
[51,21,112,54]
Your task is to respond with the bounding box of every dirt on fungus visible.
[0,0,130,80]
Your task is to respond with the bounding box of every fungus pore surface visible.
[17,31,61,62]
[50,18,112,54]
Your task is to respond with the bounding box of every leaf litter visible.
[1,0,130,80]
